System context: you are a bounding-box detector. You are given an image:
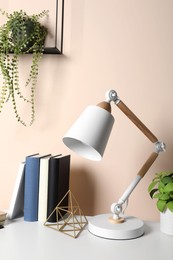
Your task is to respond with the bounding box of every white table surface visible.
[0,217,173,260]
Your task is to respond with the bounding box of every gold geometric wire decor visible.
[44,190,88,238]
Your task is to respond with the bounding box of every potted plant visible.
[148,171,173,235]
[0,9,48,126]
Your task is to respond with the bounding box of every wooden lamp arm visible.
[116,100,158,143]
[137,152,158,178]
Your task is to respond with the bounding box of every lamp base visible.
[88,214,144,240]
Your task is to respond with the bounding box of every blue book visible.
[24,154,51,221]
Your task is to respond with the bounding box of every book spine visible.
[24,157,40,221]
[47,155,70,222]
[38,157,50,221]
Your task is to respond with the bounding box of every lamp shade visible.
[63,105,114,161]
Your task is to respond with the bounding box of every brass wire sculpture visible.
[44,190,88,238]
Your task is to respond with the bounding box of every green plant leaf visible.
[161,176,173,185]
[157,200,167,212]
[159,193,170,201]
[164,183,173,193]
[158,181,165,193]
[149,189,158,198]
[153,193,161,199]
[170,192,173,199]
[148,181,159,192]
[167,201,173,212]
[157,171,173,177]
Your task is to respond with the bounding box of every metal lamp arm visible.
[111,151,159,220]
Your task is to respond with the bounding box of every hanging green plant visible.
[0,9,48,126]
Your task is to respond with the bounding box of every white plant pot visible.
[160,209,173,235]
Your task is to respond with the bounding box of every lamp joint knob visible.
[154,141,166,153]
[105,90,120,104]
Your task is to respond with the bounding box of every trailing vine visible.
[0,9,48,126]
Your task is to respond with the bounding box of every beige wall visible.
[0,0,173,221]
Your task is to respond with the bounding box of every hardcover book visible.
[38,155,52,222]
[47,154,71,222]
[24,153,51,222]
[8,161,25,219]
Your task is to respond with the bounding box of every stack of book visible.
[8,153,71,222]
[0,210,7,228]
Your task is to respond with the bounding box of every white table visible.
[0,218,172,260]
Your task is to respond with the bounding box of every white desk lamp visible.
[63,90,165,239]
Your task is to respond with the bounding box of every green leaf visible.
[148,180,159,192]
[164,183,173,193]
[157,171,173,177]
[167,201,173,212]
[159,193,170,201]
[157,200,167,212]
[153,193,161,199]
[161,176,173,185]
[158,181,165,193]
[149,189,158,198]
